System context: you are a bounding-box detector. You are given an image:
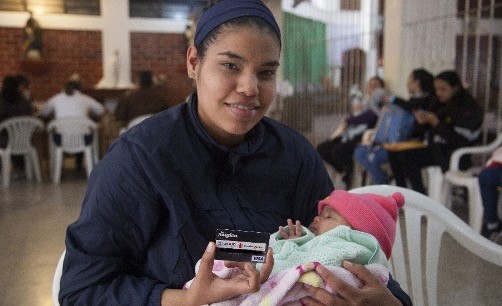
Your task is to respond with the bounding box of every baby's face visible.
[308,206,351,236]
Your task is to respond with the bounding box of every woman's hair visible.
[64,80,81,96]
[14,74,30,88]
[1,75,21,104]
[412,68,434,94]
[435,70,463,89]
[196,0,281,59]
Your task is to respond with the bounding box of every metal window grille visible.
[276,0,501,147]
[0,0,100,15]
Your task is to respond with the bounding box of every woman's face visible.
[406,74,420,94]
[365,78,382,95]
[187,26,280,146]
[434,79,458,103]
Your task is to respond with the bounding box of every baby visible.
[269,189,405,274]
[185,190,405,305]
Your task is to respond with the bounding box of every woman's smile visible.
[226,102,261,118]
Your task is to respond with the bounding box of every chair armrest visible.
[449,133,502,172]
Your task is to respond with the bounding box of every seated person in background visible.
[38,78,105,171]
[0,74,35,177]
[38,78,104,120]
[479,146,502,240]
[386,68,436,113]
[185,190,405,305]
[317,91,378,189]
[358,76,387,115]
[388,70,484,195]
[354,68,435,185]
[115,70,172,127]
[14,73,34,106]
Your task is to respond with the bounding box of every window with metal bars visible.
[129,0,205,19]
[340,0,361,11]
[0,0,100,15]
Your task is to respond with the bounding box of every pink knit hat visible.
[318,190,405,259]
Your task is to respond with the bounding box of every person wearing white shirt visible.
[38,80,105,171]
[38,81,104,119]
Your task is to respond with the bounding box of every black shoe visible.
[481,221,502,239]
[491,231,502,245]
[342,173,352,190]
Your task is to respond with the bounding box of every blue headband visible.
[194,0,281,47]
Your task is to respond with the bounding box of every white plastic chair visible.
[0,144,11,188]
[441,133,502,233]
[52,250,65,306]
[47,117,99,184]
[0,116,44,186]
[424,166,443,203]
[350,184,502,306]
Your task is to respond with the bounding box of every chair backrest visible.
[0,116,44,154]
[47,117,98,154]
[52,250,65,306]
[350,184,502,306]
[449,132,502,172]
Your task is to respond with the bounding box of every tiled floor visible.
[1,172,501,305]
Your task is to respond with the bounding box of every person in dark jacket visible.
[59,1,411,305]
[114,70,173,127]
[317,97,378,189]
[0,75,34,172]
[354,68,435,185]
[388,70,484,195]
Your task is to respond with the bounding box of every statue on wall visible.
[184,10,196,48]
[22,12,43,61]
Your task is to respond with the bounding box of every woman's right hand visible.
[161,242,274,305]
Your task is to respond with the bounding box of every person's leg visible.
[478,167,502,227]
[405,148,436,194]
[317,138,340,169]
[387,147,434,194]
[354,145,372,185]
[354,145,371,170]
[365,147,389,184]
[331,140,359,188]
[76,134,94,171]
[388,151,406,187]
[11,155,25,170]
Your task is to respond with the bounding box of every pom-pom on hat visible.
[318,190,405,259]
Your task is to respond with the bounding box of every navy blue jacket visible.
[60,95,411,305]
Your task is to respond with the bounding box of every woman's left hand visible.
[184,243,274,305]
[300,262,402,306]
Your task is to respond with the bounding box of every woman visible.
[59,1,410,305]
[0,75,34,172]
[388,70,484,194]
[317,93,378,189]
[354,68,435,185]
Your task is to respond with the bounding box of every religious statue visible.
[22,12,43,60]
[184,9,197,48]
